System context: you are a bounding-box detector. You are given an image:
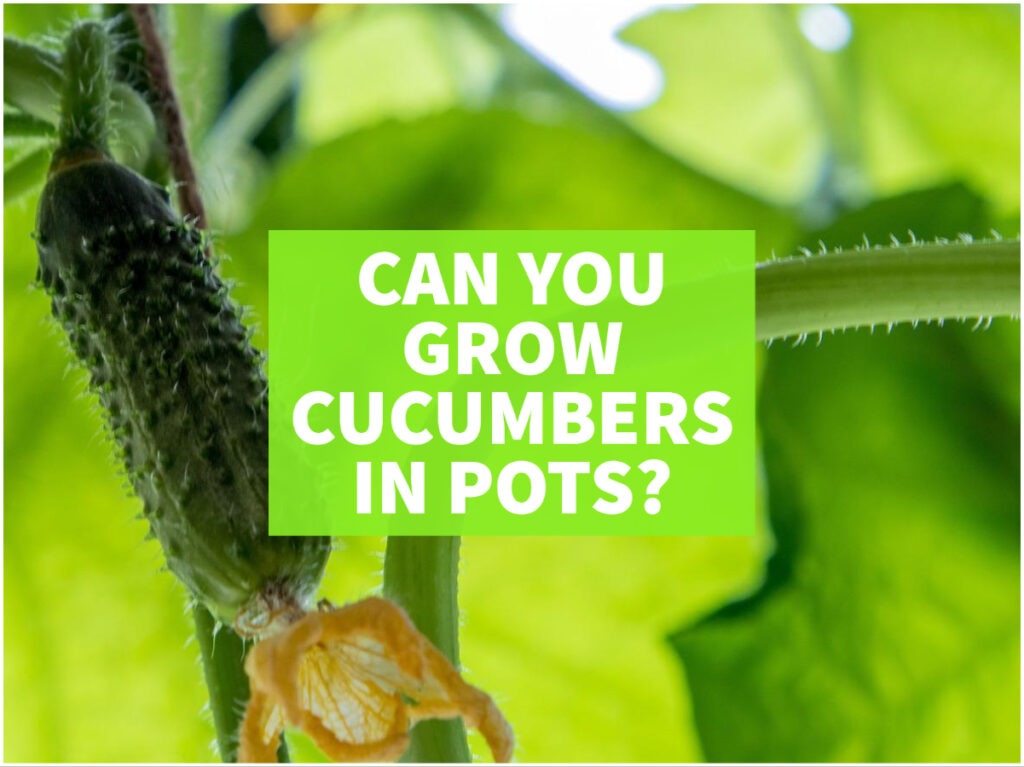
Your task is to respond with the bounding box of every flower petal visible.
[241,597,514,762]
[238,689,284,763]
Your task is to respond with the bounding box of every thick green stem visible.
[383,536,471,763]
[57,21,112,158]
[756,239,1021,341]
[192,605,250,763]
[4,34,157,171]
[192,605,291,763]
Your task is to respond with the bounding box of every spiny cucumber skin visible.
[35,158,330,624]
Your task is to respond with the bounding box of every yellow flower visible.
[238,597,514,763]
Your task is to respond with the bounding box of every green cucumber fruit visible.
[35,21,330,626]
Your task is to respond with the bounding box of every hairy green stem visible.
[4,35,157,171]
[192,607,291,763]
[192,605,250,762]
[57,21,113,158]
[756,239,1021,341]
[383,536,471,763]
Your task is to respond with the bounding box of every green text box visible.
[269,230,754,535]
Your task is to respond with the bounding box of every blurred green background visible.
[3,3,1020,762]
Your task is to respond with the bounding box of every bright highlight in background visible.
[798,4,853,52]
[500,3,687,111]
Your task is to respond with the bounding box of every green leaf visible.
[623,5,827,205]
[673,325,1020,761]
[799,182,994,251]
[674,184,1019,761]
[624,5,1020,217]
[295,5,477,143]
[460,536,766,762]
[4,145,49,205]
[847,5,1020,216]
[223,108,795,258]
[3,110,57,139]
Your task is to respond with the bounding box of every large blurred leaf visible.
[848,5,1019,216]
[673,184,1020,761]
[623,5,1019,217]
[623,5,826,205]
[459,536,765,762]
[296,5,494,143]
[224,108,795,263]
[674,326,1020,761]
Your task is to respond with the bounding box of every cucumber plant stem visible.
[191,605,250,762]
[130,3,207,228]
[383,537,471,763]
[756,239,1021,341]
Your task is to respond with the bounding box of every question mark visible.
[638,459,670,514]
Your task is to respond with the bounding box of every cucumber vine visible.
[757,237,1019,342]
[4,6,1019,765]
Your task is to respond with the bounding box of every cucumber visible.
[35,20,329,626]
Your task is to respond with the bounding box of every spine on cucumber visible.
[35,21,329,625]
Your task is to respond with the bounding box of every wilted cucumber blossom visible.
[235,595,513,763]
